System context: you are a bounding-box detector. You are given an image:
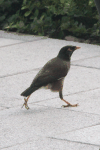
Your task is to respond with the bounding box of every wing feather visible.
[30,57,70,88]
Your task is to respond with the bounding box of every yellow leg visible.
[22,95,30,110]
[61,99,78,107]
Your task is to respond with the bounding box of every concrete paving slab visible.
[53,125,100,146]
[0,32,100,149]
[0,38,23,47]
[0,105,100,149]
[0,106,5,110]
[74,57,100,69]
[2,136,99,150]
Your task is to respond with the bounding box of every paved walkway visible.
[0,30,100,150]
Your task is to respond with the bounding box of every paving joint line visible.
[53,123,100,135]
[0,135,44,150]
[48,137,100,147]
[30,87,100,103]
[72,55,100,63]
[1,96,100,117]
[72,64,100,70]
[0,87,100,112]
[0,68,41,78]
[0,37,47,49]
[0,41,25,48]
[1,62,100,79]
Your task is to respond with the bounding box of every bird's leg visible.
[22,95,30,110]
[61,99,78,107]
[59,90,78,107]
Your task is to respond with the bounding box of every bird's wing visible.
[30,58,69,88]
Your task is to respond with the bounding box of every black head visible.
[57,45,81,61]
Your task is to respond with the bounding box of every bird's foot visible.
[21,98,29,110]
[62,103,78,107]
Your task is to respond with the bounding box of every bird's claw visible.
[21,98,29,110]
[62,103,79,108]
[22,102,29,110]
[25,105,29,110]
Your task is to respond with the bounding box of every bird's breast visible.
[66,61,70,71]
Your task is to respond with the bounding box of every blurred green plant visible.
[0,0,100,40]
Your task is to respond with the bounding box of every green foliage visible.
[0,0,23,30]
[0,0,100,39]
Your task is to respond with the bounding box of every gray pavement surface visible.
[0,30,100,150]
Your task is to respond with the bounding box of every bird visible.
[21,45,81,109]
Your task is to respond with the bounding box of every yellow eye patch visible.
[68,48,72,51]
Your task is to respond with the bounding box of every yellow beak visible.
[76,46,81,50]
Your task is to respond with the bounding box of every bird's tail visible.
[21,86,38,97]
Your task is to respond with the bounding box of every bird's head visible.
[57,45,81,61]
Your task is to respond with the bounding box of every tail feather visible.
[21,86,39,97]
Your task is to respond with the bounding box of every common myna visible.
[21,45,80,109]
